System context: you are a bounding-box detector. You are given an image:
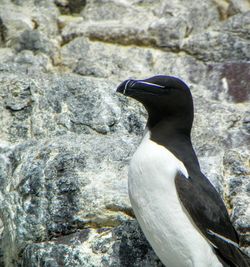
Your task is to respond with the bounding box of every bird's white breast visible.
[128,131,222,267]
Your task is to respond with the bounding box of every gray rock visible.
[0,134,136,266]
[61,37,156,78]
[0,0,249,266]
[182,12,250,62]
[229,0,250,14]
[21,221,164,267]
[55,0,87,15]
[0,72,135,141]
[223,149,250,255]
[61,0,220,50]
[15,30,56,57]
[205,62,250,103]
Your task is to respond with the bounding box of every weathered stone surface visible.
[0,134,135,266]
[55,0,86,15]
[0,72,126,141]
[206,62,250,103]
[0,0,249,266]
[21,221,164,267]
[223,148,250,255]
[182,12,250,62]
[61,0,220,49]
[229,0,250,14]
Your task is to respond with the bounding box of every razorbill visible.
[116,75,250,267]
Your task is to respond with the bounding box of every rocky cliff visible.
[0,0,249,266]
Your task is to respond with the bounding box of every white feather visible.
[208,229,239,248]
[128,131,223,267]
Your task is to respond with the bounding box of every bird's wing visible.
[175,171,250,267]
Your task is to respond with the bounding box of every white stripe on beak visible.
[138,81,165,89]
[123,80,130,94]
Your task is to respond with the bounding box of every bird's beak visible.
[116,79,164,96]
[116,79,135,95]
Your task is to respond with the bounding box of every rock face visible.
[0,0,249,266]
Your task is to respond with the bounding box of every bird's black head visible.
[117,75,194,135]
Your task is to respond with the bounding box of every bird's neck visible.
[147,113,193,136]
[146,107,193,135]
[147,118,200,173]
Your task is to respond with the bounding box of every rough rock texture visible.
[0,0,249,266]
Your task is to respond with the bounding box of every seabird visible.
[116,75,250,267]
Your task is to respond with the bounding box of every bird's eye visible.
[161,87,172,94]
